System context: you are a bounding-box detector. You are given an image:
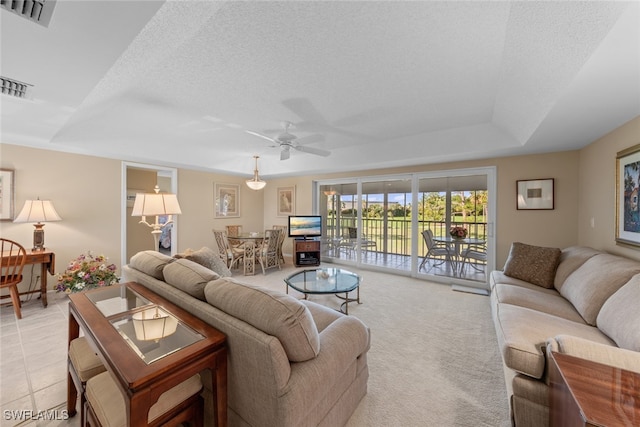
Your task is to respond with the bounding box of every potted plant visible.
[55,251,119,294]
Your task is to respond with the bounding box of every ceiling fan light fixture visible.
[246,155,266,190]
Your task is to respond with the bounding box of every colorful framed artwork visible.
[214,183,240,218]
[516,178,554,210]
[616,144,640,247]
[277,186,295,217]
[0,169,15,220]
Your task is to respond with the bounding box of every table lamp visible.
[131,186,182,251]
[13,198,62,251]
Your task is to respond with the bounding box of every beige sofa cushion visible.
[163,258,219,301]
[597,274,640,351]
[559,254,640,325]
[493,284,586,324]
[129,250,174,280]
[503,242,561,288]
[493,304,614,379]
[553,246,601,291]
[205,278,320,362]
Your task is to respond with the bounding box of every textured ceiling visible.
[1,1,639,178]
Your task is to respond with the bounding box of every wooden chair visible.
[212,230,244,270]
[418,229,451,272]
[272,225,287,266]
[0,238,27,319]
[257,229,282,275]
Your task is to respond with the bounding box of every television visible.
[288,215,322,239]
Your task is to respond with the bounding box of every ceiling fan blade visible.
[295,145,331,157]
[280,146,291,160]
[246,130,277,143]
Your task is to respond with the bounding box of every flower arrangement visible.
[449,226,468,239]
[55,252,119,294]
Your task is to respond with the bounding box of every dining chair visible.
[272,225,287,266]
[212,230,244,270]
[257,229,282,275]
[0,238,27,319]
[225,225,243,250]
[419,229,451,272]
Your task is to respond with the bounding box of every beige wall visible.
[577,116,640,260]
[0,144,122,292]
[1,115,638,290]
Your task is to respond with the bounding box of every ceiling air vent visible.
[1,0,56,27]
[1,76,33,99]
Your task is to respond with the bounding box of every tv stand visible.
[293,239,321,267]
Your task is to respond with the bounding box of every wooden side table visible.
[549,351,640,427]
[67,282,227,427]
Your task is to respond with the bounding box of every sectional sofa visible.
[490,243,640,426]
[122,249,370,427]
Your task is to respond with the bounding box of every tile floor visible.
[1,292,78,427]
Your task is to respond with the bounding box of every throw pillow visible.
[129,251,174,281]
[163,258,220,301]
[503,242,561,288]
[596,274,640,352]
[185,247,232,278]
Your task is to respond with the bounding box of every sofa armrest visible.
[282,315,370,396]
[546,335,640,374]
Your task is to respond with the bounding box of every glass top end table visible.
[284,267,361,314]
[85,285,205,364]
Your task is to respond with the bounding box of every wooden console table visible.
[0,249,54,307]
[549,351,640,427]
[67,282,227,427]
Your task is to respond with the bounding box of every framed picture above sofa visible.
[516,178,554,210]
[616,143,640,247]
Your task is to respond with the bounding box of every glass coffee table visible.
[285,267,361,314]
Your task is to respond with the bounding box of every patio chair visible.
[419,229,451,272]
[460,243,487,275]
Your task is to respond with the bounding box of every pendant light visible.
[246,155,266,190]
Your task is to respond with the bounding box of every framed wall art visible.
[0,169,15,220]
[214,183,240,218]
[616,144,640,247]
[277,186,295,217]
[516,178,554,210]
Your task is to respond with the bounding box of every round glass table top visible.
[285,267,360,295]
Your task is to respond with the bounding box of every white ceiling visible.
[2,1,639,179]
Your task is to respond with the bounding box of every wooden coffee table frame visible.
[67,282,227,427]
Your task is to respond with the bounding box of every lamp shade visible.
[132,307,178,341]
[131,192,182,217]
[14,199,62,223]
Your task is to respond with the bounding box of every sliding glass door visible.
[317,167,495,288]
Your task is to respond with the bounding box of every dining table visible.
[233,233,265,275]
[432,236,486,277]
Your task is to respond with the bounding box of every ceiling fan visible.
[246,122,331,160]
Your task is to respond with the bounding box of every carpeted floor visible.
[239,262,511,427]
